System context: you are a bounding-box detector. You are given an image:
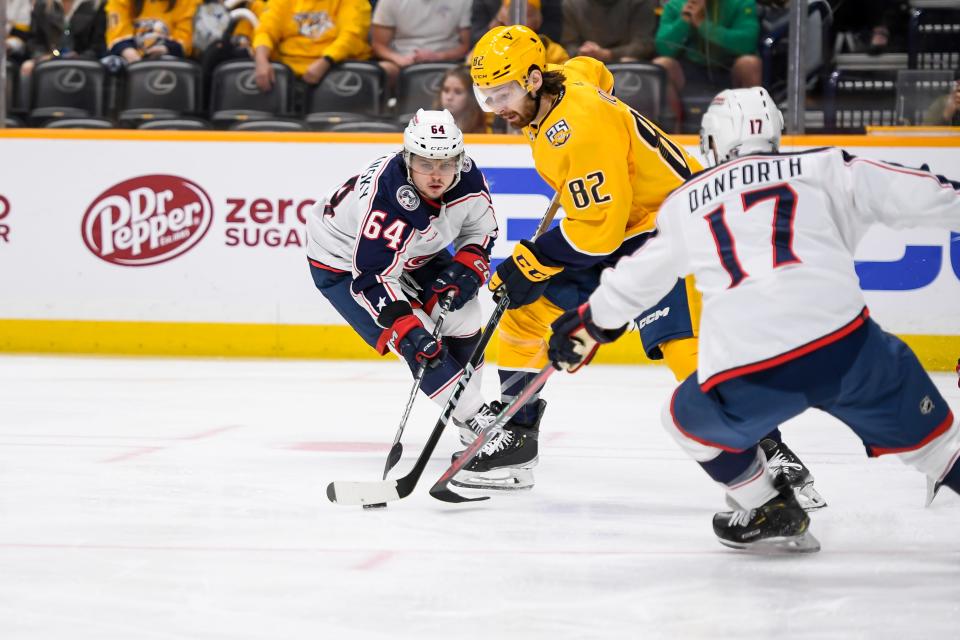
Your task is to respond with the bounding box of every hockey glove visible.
[431,245,490,312]
[387,314,447,370]
[488,240,563,309]
[548,303,627,373]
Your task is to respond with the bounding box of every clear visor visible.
[409,154,460,176]
[473,81,527,113]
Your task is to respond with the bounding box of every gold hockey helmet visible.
[470,24,546,92]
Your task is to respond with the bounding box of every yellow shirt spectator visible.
[252,0,371,77]
[106,0,201,60]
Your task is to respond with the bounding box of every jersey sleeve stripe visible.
[846,157,960,193]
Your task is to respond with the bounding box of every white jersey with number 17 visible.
[588,147,960,389]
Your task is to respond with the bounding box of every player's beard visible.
[501,94,540,129]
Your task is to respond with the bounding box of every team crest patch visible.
[546,119,572,147]
[396,185,420,211]
[462,156,473,173]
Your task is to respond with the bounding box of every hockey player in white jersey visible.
[547,88,960,553]
[306,109,500,438]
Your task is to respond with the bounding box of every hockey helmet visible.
[471,25,546,111]
[403,109,465,191]
[700,87,784,167]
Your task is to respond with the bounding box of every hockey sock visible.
[499,369,541,425]
[706,445,780,509]
[700,445,762,484]
[445,332,482,369]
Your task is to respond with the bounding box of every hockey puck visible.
[363,502,388,510]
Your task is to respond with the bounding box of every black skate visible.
[713,491,820,554]
[450,399,546,491]
[453,403,502,446]
[759,438,827,511]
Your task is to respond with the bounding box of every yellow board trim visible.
[0,319,955,372]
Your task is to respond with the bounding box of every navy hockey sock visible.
[445,332,482,369]
[700,445,762,484]
[418,354,469,397]
[499,369,542,425]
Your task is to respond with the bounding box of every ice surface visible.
[1,355,957,639]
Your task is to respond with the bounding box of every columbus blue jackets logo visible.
[396,185,420,211]
[545,119,572,147]
[462,156,473,173]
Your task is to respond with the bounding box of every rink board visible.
[0,130,958,369]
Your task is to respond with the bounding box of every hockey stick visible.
[382,292,454,479]
[326,193,562,507]
[428,364,556,503]
[327,295,510,505]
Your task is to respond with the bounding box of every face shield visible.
[408,154,461,177]
[473,80,528,113]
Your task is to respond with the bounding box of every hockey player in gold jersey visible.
[450,24,701,491]
[456,26,822,507]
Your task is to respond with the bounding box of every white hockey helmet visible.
[403,109,465,190]
[699,87,784,167]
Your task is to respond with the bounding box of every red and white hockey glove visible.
[431,245,490,311]
[548,303,627,373]
[387,315,446,370]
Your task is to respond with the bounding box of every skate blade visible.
[794,484,827,512]
[450,468,535,492]
[925,477,943,508]
[718,531,821,554]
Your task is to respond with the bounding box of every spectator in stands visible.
[829,0,908,55]
[471,1,567,65]
[561,0,657,62]
[370,0,471,87]
[19,0,107,78]
[433,65,488,133]
[105,0,202,63]
[654,0,761,123]
[193,0,266,107]
[252,0,371,91]
[471,0,562,48]
[5,0,32,63]
[923,80,960,127]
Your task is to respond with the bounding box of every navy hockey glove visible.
[548,303,627,373]
[387,314,447,369]
[488,240,563,309]
[431,245,490,311]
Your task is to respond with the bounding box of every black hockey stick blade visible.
[431,486,488,503]
[426,427,500,503]
[382,442,403,479]
[428,364,556,503]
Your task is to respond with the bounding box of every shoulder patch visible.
[396,185,420,211]
[462,156,473,173]
[546,119,572,147]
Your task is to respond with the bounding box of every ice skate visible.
[760,438,827,511]
[713,491,820,554]
[453,402,501,446]
[450,399,545,491]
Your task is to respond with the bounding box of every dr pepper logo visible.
[82,175,213,266]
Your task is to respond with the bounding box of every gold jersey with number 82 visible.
[524,58,702,268]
